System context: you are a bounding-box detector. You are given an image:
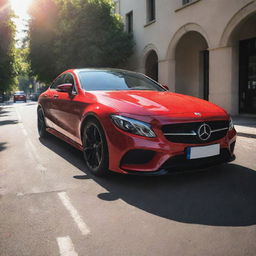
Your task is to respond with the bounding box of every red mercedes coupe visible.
[38,69,236,176]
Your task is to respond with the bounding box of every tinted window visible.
[50,75,65,89]
[147,0,155,22]
[126,11,133,33]
[64,73,77,93]
[78,71,164,91]
[14,91,25,95]
[64,73,75,85]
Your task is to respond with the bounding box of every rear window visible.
[78,71,164,92]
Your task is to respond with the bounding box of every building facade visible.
[115,0,256,115]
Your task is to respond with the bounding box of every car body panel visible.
[92,91,227,117]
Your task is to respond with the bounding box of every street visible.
[0,102,256,256]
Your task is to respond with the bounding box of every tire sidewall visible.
[83,119,109,176]
[37,108,47,138]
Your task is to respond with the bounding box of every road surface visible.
[0,102,256,256]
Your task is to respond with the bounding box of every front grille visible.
[162,120,229,144]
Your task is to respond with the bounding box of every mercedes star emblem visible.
[197,123,211,141]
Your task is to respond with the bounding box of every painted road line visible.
[16,105,47,173]
[27,139,41,162]
[57,236,78,256]
[18,123,28,137]
[58,192,90,236]
[14,106,22,121]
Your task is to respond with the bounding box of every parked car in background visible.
[29,92,40,101]
[38,68,236,176]
[14,91,27,103]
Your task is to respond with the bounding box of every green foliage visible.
[15,47,34,93]
[15,47,30,75]
[28,0,134,83]
[28,0,59,83]
[0,0,17,94]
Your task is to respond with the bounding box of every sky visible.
[10,0,33,46]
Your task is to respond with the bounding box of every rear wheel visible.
[83,119,109,176]
[37,108,48,138]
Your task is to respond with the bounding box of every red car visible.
[14,91,27,103]
[38,69,236,176]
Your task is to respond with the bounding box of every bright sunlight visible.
[10,0,33,18]
[9,0,33,44]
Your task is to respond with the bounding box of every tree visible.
[16,47,35,94]
[28,0,59,83]
[28,0,134,83]
[0,0,17,100]
[58,0,134,69]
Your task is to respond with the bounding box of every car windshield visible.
[78,71,165,91]
[14,91,25,95]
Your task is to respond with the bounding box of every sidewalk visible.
[233,115,256,138]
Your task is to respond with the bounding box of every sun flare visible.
[10,0,33,18]
[9,0,34,44]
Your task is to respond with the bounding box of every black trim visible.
[124,149,235,176]
[121,149,155,165]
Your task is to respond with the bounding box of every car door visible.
[51,72,82,144]
[43,75,64,129]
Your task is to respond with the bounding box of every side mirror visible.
[162,84,169,91]
[57,83,73,93]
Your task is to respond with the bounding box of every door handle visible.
[53,95,59,99]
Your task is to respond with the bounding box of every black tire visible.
[82,119,109,176]
[37,108,48,138]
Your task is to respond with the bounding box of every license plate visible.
[187,144,220,160]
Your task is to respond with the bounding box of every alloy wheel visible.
[83,124,103,170]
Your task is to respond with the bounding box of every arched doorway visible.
[220,2,256,113]
[229,14,256,113]
[175,31,209,100]
[145,50,158,82]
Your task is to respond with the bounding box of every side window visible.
[50,75,64,90]
[64,73,75,85]
[64,73,77,94]
[147,0,155,23]
[183,0,192,5]
[126,11,133,33]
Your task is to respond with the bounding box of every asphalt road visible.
[0,102,256,256]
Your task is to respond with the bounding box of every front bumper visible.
[104,118,237,175]
[124,148,235,176]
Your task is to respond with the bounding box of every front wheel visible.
[37,108,48,138]
[83,119,109,176]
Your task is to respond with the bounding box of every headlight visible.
[110,115,156,138]
[229,117,234,131]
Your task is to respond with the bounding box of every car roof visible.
[72,68,139,75]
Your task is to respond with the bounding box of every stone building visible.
[115,0,256,115]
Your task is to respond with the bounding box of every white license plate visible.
[187,144,220,160]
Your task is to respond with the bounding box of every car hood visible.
[93,91,228,118]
